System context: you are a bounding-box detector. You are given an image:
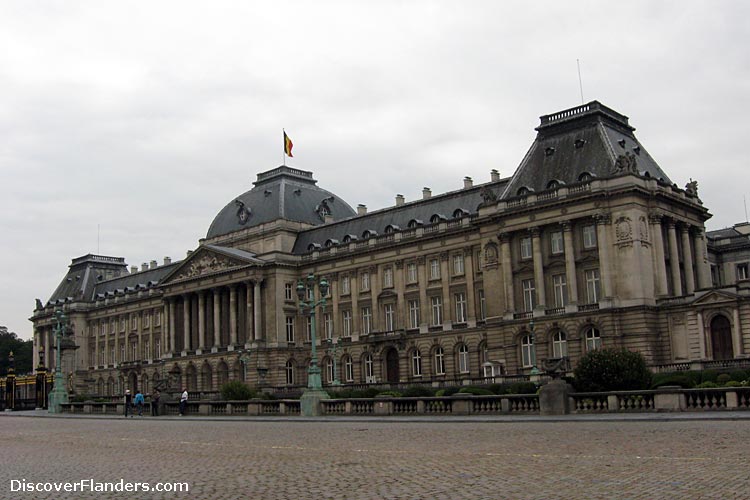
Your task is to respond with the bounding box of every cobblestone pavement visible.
[1,415,749,500]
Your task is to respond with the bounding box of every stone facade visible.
[30,101,750,397]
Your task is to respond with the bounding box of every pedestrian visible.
[179,387,188,416]
[134,389,145,417]
[124,390,133,418]
[151,389,160,416]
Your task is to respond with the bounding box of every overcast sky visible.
[1,1,748,340]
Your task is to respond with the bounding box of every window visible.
[383,267,393,288]
[407,263,418,283]
[583,224,597,249]
[344,356,354,382]
[325,358,334,384]
[522,279,536,312]
[342,310,352,337]
[155,339,161,359]
[361,307,372,334]
[120,318,126,332]
[364,353,374,381]
[110,347,115,365]
[737,263,749,281]
[585,269,601,303]
[585,327,602,351]
[361,272,370,291]
[131,314,137,330]
[285,283,294,301]
[521,334,536,368]
[285,316,295,343]
[520,237,532,260]
[551,231,564,255]
[130,342,137,361]
[429,258,440,280]
[143,313,151,328]
[411,350,422,377]
[323,313,333,339]
[285,360,295,385]
[155,311,161,326]
[454,292,467,323]
[430,296,443,326]
[552,274,568,307]
[552,331,568,358]
[305,316,312,342]
[408,300,420,329]
[434,347,446,375]
[120,344,125,363]
[143,340,150,360]
[458,344,469,373]
[383,304,395,331]
[341,275,350,295]
[478,290,486,320]
[453,254,465,275]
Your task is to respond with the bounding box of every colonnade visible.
[650,215,711,297]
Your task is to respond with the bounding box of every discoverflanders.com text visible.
[10,479,189,494]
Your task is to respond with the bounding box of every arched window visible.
[411,350,422,377]
[363,353,374,382]
[546,179,562,190]
[457,344,470,374]
[585,327,601,351]
[551,331,568,358]
[578,172,593,182]
[285,360,295,385]
[452,208,468,219]
[434,347,446,376]
[324,239,339,248]
[430,214,447,224]
[362,230,378,239]
[517,187,530,196]
[343,355,354,382]
[307,243,321,252]
[384,224,400,234]
[324,357,334,384]
[342,234,357,243]
[521,334,536,368]
[407,219,423,228]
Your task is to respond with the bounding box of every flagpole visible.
[283,129,286,166]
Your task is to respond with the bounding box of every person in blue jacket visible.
[134,390,145,417]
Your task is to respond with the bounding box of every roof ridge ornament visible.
[234,199,251,225]
[613,152,638,175]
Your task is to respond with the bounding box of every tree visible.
[0,326,33,376]
[573,348,652,392]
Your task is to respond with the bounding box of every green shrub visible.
[507,382,538,394]
[701,370,719,383]
[376,390,402,398]
[723,380,743,387]
[717,374,732,385]
[488,384,507,395]
[696,381,718,388]
[220,381,255,401]
[457,386,494,396]
[573,348,652,392]
[729,370,748,382]
[402,386,436,398]
[650,374,695,389]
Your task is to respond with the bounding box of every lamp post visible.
[325,337,343,386]
[297,274,331,416]
[48,309,70,413]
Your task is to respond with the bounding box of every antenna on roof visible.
[97,224,100,254]
[577,59,585,105]
[744,195,748,223]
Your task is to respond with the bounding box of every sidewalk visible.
[4,409,750,423]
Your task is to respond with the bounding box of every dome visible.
[206,166,356,239]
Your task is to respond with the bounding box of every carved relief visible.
[615,216,633,242]
[175,253,237,280]
[234,199,251,225]
[483,242,499,269]
[613,152,638,174]
[638,216,649,241]
[315,197,335,220]
[479,185,497,205]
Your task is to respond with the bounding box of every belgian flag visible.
[283,130,294,158]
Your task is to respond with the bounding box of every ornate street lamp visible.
[48,309,70,413]
[325,337,343,386]
[297,274,331,415]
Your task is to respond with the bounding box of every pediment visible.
[691,289,739,307]
[161,245,262,285]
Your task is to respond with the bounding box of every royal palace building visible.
[30,101,750,397]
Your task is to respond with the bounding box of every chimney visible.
[164,256,172,265]
[395,194,405,206]
[130,266,138,274]
[422,187,432,199]
[324,214,334,224]
[357,204,367,216]
[463,177,473,189]
[150,260,158,269]
[141,262,149,272]
[491,169,500,182]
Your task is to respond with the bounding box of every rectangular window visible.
[383,267,394,288]
[143,340,150,360]
[130,342,137,361]
[155,311,161,326]
[430,296,443,326]
[361,307,372,334]
[155,339,161,359]
[285,316,295,343]
[143,313,151,328]
[522,279,536,312]
[342,310,352,337]
[453,254,465,276]
[285,283,294,301]
[552,274,568,307]
[520,237,532,260]
[551,231,564,255]
[345,358,354,382]
[583,224,597,249]
[585,269,601,303]
[454,292,467,323]
[323,313,333,340]
[478,289,486,320]
[408,299,420,329]
[341,275,350,295]
[383,304,395,331]
[120,318,126,332]
[361,272,370,291]
[737,263,749,281]
[429,258,440,280]
[305,316,312,342]
[131,314,137,330]
[407,263,418,283]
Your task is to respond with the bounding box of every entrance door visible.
[385,348,400,384]
[710,315,734,360]
[128,372,138,393]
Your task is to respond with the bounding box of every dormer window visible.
[517,187,531,196]
[307,243,322,252]
[342,234,358,243]
[362,230,378,239]
[618,139,626,148]
[430,214,447,224]
[324,239,339,248]
[407,219,423,228]
[546,180,562,190]
[578,172,593,182]
[574,139,586,149]
[545,147,555,157]
[384,224,400,234]
[452,208,469,219]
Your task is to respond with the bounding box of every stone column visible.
[562,222,578,304]
[103,322,109,366]
[229,285,238,348]
[169,299,176,355]
[694,229,711,290]
[350,274,360,334]
[696,310,706,359]
[531,228,546,308]
[254,281,262,341]
[595,214,613,298]
[213,288,221,349]
[440,253,452,326]
[733,308,743,356]
[148,309,155,362]
[370,265,381,331]
[246,282,254,345]
[649,214,669,296]
[136,313,143,362]
[667,222,682,296]
[198,292,206,351]
[681,225,695,295]
[499,233,514,313]
[464,248,476,322]
[331,274,341,337]
[182,295,191,354]
[416,258,428,331]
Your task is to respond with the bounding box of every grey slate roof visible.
[206,166,357,239]
[502,101,672,198]
[92,262,179,298]
[292,179,509,254]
